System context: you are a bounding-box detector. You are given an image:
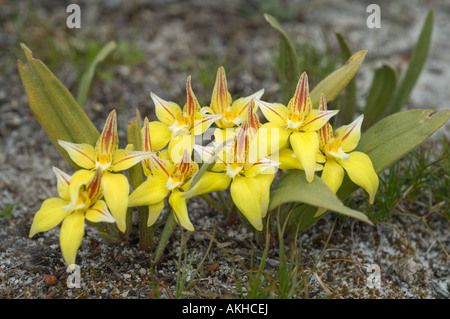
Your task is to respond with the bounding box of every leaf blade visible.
[269,170,373,225]
[310,50,367,108]
[18,43,99,168]
[388,9,433,113]
[264,13,299,105]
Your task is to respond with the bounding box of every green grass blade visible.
[362,63,397,131]
[310,50,367,109]
[389,10,433,114]
[18,43,99,168]
[264,13,299,105]
[77,40,117,108]
[334,31,357,124]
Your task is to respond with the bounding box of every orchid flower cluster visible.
[29,66,378,267]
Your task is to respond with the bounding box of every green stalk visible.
[127,110,154,251]
[153,211,177,265]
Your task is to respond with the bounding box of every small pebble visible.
[44,275,57,286]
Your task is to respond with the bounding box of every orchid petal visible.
[60,210,85,267]
[182,171,231,199]
[52,167,71,201]
[321,159,345,194]
[254,100,288,127]
[252,123,290,160]
[290,131,320,183]
[29,198,68,237]
[151,92,182,127]
[58,140,96,169]
[101,171,130,233]
[169,189,195,231]
[335,114,363,152]
[147,200,165,227]
[95,110,119,160]
[230,174,273,231]
[111,149,152,172]
[191,112,223,136]
[302,109,339,132]
[210,66,232,116]
[183,75,201,118]
[128,176,170,207]
[338,151,379,203]
[288,72,312,121]
[67,169,96,210]
[86,200,115,224]
[231,89,265,118]
[168,134,194,164]
[146,120,172,152]
[244,157,279,177]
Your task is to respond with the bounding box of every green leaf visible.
[335,31,357,125]
[18,43,99,168]
[388,10,433,114]
[264,13,299,105]
[362,63,397,131]
[310,50,367,109]
[77,40,117,108]
[269,170,373,225]
[336,109,450,200]
[127,109,144,190]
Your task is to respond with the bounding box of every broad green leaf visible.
[336,109,450,200]
[264,13,299,105]
[18,43,99,168]
[362,63,397,131]
[310,50,367,109]
[335,31,357,125]
[389,10,433,114]
[77,40,117,108]
[269,170,373,225]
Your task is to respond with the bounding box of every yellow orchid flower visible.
[201,66,264,129]
[57,110,152,233]
[184,100,280,231]
[150,76,222,161]
[29,167,115,267]
[128,142,199,231]
[317,95,379,203]
[255,72,338,183]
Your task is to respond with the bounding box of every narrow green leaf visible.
[310,50,367,109]
[77,40,117,108]
[389,10,433,114]
[269,170,373,225]
[362,63,397,131]
[264,13,299,105]
[127,109,144,190]
[337,109,450,200]
[18,43,99,168]
[335,31,357,124]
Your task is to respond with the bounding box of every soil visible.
[0,0,449,300]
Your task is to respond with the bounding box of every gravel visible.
[0,0,448,299]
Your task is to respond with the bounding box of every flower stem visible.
[152,211,177,265]
[138,206,153,251]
